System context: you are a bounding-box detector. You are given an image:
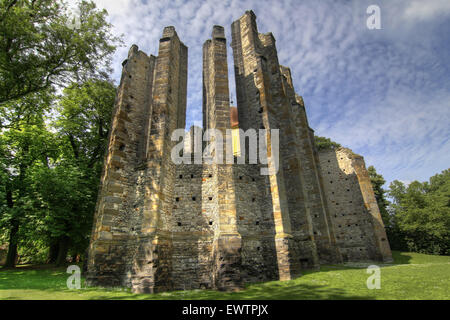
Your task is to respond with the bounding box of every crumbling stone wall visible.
[318,148,393,262]
[231,10,343,275]
[86,27,188,293]
[87,11,392,294]
[279,66,341,265]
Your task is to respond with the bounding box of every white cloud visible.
[403,0,450,21]
[85,0,449,186]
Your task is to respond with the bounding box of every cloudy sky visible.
[84,0,450,187]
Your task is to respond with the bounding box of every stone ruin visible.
[86,11,392,293]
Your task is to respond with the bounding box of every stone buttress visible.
[279,66,342,264]
[318,148,393,262]
[86,27,188,293]
[202,26,242,290]
[231,10,336,277]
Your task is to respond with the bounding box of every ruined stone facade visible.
[318,148,392,262]
[86,11,392,293]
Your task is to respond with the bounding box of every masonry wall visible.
[318,148,393,262]
[172,24,284,288]
[171,163,215,289]
[86,44,156,288]
[279,66,341,265]
[233,164,280,283]
[87,27,188,293]
[203,25,248,290]
[230,10,344,275]
[87,11,393,294]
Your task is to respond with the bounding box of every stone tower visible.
[86,11,392,294]
[86,26,188,293]
[202,25,243,290]
[231,10,342,272]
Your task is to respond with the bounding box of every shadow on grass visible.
[0,265,374,300]
[0,265,71,291]
[3,251,448,300]
[7,255,426,300]
[301,250,414,274]
[391,251,412,264]
[87,279,375,300]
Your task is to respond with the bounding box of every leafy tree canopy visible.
[388,169,450,255]
[314,135,341,151]
[0,0,121,127]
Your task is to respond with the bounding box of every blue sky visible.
[87,0,450,187]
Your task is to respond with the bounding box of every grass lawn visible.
[0,251,449,300]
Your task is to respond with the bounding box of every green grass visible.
[0,251,449,300]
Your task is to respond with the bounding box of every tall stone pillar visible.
[231,11,312,279]
[203,25,243,290]
[279,66,342,264]
[352,156,393,262]
[86,26,188,293]
[86,44,157,288]
[131,26,188,293]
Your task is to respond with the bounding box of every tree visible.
[55,79,115,172]
[314,136,341,151]
[0,79,116,267]
[388,170,450,255]
[0,0,119,267]
[28,161,97,265]
[0,0,121,127]
[45,79,116,265]
[0,102,58,267]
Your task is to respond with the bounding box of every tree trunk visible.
[55,237,69,266]
[4,140,30,268]
[4,190,18,268]
[48,241,59,264]
[4,221,19,268]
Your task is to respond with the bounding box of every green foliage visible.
[0,0,121,127]
[28,162,95,256]
[367,165,408,252]
[0,104,57,266]
[17,239,49,264]
[314,136,341,151]
[0,0,118,267]
[0,79,115,266]
[56,79,115,172]
[388,169,450,255]
[27,79,115,259]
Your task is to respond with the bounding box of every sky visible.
[82,0,450,187]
